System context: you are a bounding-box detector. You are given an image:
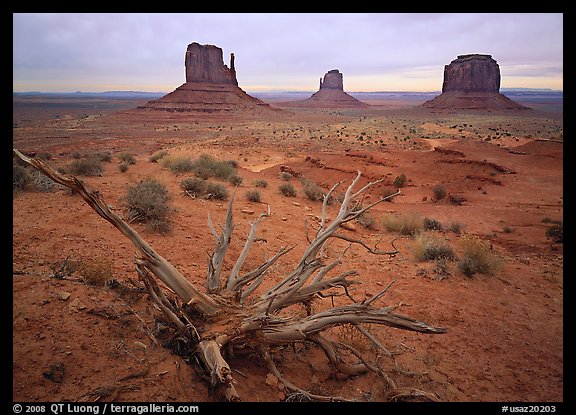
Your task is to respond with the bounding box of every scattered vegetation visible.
[67,155,104,176]
[279,171,293,181]
[117,152,136,165]
[302,180,325,202]
[279,183,297,197]
[457,235,502,277]
[13,164,30,192]
[190,154,236,180]
[423,217,444,231]
[393,173,407,188]
[119,162,129,173]
[161,155,195,174]
[245,190,262,203]
[149,150,169,163]
[229,174,243,186]
[432,184,447,201]
[381,186,399,202]
[356,212,377,230]
[545,223,563,243]
[254,179,268,188]
[412,232,456,261]
[381,212,422,236]
[181,177,229,200]
[204,182,229,200]
[79,255,114,286]
[126,179,172,234]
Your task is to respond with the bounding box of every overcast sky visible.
[13,13,563,93]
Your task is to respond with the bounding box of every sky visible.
[12,13,564,93]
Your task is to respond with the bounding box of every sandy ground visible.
[12,96,563,404]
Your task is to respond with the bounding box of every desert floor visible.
[12,94,563,403]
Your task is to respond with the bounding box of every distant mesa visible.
[422,54,528,110]
[281,69,368,108]
[136,42,277,115]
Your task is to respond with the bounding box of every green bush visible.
[457,235,502,277]
[126,179,171,234]
[279,183,297,197]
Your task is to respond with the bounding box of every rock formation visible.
[423,54,528,110]
[280,69,368,108]
[136,42,277,116]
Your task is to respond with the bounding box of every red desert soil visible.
[12,95,563,403]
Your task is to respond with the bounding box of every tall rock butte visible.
[281,69,368,108]
[137,42,276,115]
[422,54,527,110]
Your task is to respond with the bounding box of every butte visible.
[422,54,528,111]
[133,42,278,117]
[282,69,368,108]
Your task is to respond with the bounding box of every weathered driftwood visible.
[14,148,447,402]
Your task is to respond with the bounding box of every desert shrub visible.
[382,186,398,202]
[229,174,243,186]
[280,171,293,181]
[449,194,465,205]
[191,154,236,180]
[432,184,447,201]
[181,177,207,196]
[254,179,268,188]
[67,156,103,176]
[50,256,84,279]
[542,217,562,225]
[447,222,464,235]
[279,183,297,197]
[412,232,456,261]
[205,182,229,200]
[226,159,239,168]
[126,179,171,234]
[303,180,325,202]
[30,169,61,192]
[457,235,502,277]
[503,226,514,234]
[13,164,30,192]
[94,151,112,162]
[79,255,114,286]
[423,217,444,231]
[546,223,563,243]
[119,162,129,173]
[37,152,52,160]
[161,155,195,174]
[245,190,262,203]
[393,173,407,188]
[381,212,423,236]
[356,212,377,230]
[149,150,168,163]
[117,152,136,165]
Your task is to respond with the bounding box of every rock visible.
[442,54,500,93]
[319,69,344,90]
[56,291,71,301]
[240,208,255,214]
[341,222,356,232]
[135,42,278,117]
[265,373,278,387]
[185,42,238,86]
[422,54,528,111]
[283,69,368,108]
[68,298,86,311]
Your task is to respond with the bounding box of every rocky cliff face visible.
[422,54,527,110]
[319,69,344,90]
[135,42,276,116]
[185,42,238,86]
[442,54,500,93]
